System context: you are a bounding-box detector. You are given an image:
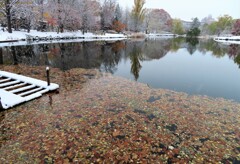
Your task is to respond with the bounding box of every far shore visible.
[0,29,240,46]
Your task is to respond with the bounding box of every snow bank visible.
[0,29,127,43]
[0,30,27,41]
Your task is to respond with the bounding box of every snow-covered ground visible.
[0,30,128,47]
[0,37,127,47]
[0,29,127,42]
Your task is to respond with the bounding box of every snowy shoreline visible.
[214,35,240,44]
[1,30,240,47]
[0,30,128,46]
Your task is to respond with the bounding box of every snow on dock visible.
[0,71,59,109]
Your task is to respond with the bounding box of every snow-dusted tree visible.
[143,9,151,33]
[100,0,116,31]
[232,19,240,36]
[34,0,44,21]
[79,0,89,33]
[131,0,145,32]
[0,0,20,33]
[13,0,38,32]
[114,3,121,21]
[46,0,80,32]
[79,0,100,33]
[112,3,125,33]
[56,0,64,33]
[186,17,201,37]
[191,17,201,29]
[34,0,47,31]
[122,7,130,31]
[147,9,172,33]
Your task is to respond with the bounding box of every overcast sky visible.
[118,0,240,21]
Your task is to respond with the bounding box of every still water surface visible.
[1,38,240,101]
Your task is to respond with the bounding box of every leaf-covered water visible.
[0,65,240,163]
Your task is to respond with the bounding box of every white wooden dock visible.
[0,71,59,109]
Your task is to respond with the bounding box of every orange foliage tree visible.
[112,20,126,33]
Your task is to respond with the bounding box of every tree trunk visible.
[6,0,12,33]
[27,21,31,33]
[57,0,63,33]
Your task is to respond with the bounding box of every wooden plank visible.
[0,80,20,87]
[19,87,43,97]
[0,78,11,83]
[3,83,27,90]
[10,84,36,94]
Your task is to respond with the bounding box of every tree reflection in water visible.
[1,38,240,101]
[186,38,199,55]
[1,38,240,69]
[0,48,3,65]
[129,44,143,81]
[228,44,240,68]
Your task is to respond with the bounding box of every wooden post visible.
[46,67,50,86]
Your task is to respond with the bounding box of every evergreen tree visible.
[114,4,121,21]
[187,17,201,37]
[191,17,200,29]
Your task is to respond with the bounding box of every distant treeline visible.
[0,0,239,35]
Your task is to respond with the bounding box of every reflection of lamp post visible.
[0,48,3,64]
[0,97,3,110]
[46,67,50,86]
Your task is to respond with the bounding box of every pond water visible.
[1,38,240,102]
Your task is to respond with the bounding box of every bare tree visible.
[147,9,172,33]
[0,0,20,33]
[79,0,100,33]
[122,7,130,31]
[46,0,80,32]
[34,0,47,31]
[100,0,116,31]
[143,9,151,33]
[13,0,38,32]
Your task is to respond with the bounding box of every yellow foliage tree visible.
[131,0,146,32]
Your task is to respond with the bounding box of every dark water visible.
[1,38,240,101]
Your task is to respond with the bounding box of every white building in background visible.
[181,20,193,31]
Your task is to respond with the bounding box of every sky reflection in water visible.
[1,38,240,101]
